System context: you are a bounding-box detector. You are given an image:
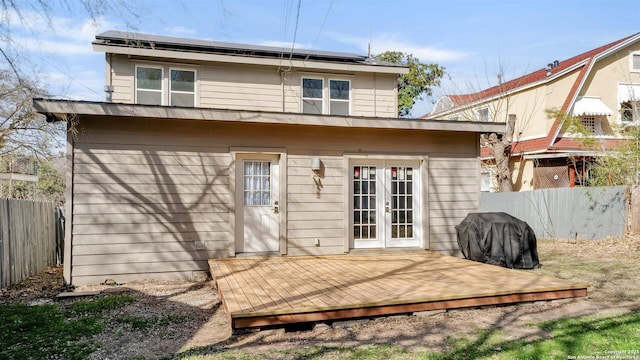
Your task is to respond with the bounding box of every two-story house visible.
[34,31,502,285]
[429,32,640,191]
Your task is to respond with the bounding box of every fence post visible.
[632,186,640,234]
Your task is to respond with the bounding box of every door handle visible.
[273,200,279,213]
[385,201,390,213]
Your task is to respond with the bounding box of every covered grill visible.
[455,212,540,269]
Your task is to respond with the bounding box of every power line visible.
[310,0,334,50]
[288,0,301,63]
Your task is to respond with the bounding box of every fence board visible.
[0,199,59,288]
[480,186,627,240]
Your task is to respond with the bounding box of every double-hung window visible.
[135,66,163,105]
[170,69,196,107]
[135,65,196,107]
[329,79,350,115]
[631,52,640,73]
[302,77,351,115]
[476,107,490,122]
[302,78,324,114]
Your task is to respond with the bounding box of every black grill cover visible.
[455,212,540,269]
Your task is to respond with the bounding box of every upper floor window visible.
[135,65,196,107]
[136,66,163,105]
[302,78,323,114]
[631,52,640,72]
[329,79,350,116]
[170,69,196,107]
[476,107,490,122]
[302,77,351,115]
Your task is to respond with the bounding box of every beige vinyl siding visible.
[106,55,399,117]
[352,75,397,117]
[199,64,283,111]
[70,116,479,284]
[109,55,134,103]
[71,124,233,284]
[428,157,479,256]
[286,155,344,256]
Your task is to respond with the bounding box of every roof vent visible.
[545,60,561,76]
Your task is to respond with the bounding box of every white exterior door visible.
[351,160,420,249]
[237,155,280,253]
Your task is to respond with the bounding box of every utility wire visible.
[288,0,301,64]
[310,0,334,50]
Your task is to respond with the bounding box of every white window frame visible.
[630,52,640,73]
[135,65,164,105]
[476,107,490,122]
[169,67,197,107]
[480,170,492,192]
[328,78,351,116]
[618,83,640,124]
[301,76,351,116]
[301,77,324,114]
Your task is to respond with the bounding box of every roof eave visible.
[92,43,409,75]
[33,99,503,134]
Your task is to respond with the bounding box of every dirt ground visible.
[2,235,639,359]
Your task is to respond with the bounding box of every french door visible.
[351,160,420,249]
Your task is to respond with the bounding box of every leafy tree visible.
[375,51,445,117]
[564,112,640,186]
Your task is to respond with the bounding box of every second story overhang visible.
[34,98,505,134]
[93,31,409,75]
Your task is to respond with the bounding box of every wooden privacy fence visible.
[0,198,58,288]
[480,186,629,240]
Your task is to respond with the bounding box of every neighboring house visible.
[34,31,502,285]
[429,33,640,191]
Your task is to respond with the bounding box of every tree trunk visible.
[485,114,516,192]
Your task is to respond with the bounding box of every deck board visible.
[209,252,588,329]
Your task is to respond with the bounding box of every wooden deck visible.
[209,252,588,329]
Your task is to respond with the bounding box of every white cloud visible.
[8,36,94,55]
[326,32,467,62]
[4,9,118,54]
[166,26,196,36]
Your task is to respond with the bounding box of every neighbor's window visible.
[170,69,196,107]
[631,53,640,72]
[481,170,492,192]
[581,116,602,135]
[136,66,163,105]
[621,100,640,123]
[329,79,350,115]
[477,107,490,122]
[302,78,323,114]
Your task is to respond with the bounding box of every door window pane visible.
[243,161,271,206]
[391,166,414,239]
[353,166,377,240]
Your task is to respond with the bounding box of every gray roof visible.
[94,30,404,67]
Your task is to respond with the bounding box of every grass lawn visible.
[1,237,639,359]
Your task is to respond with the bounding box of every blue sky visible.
[2,0,638,116]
